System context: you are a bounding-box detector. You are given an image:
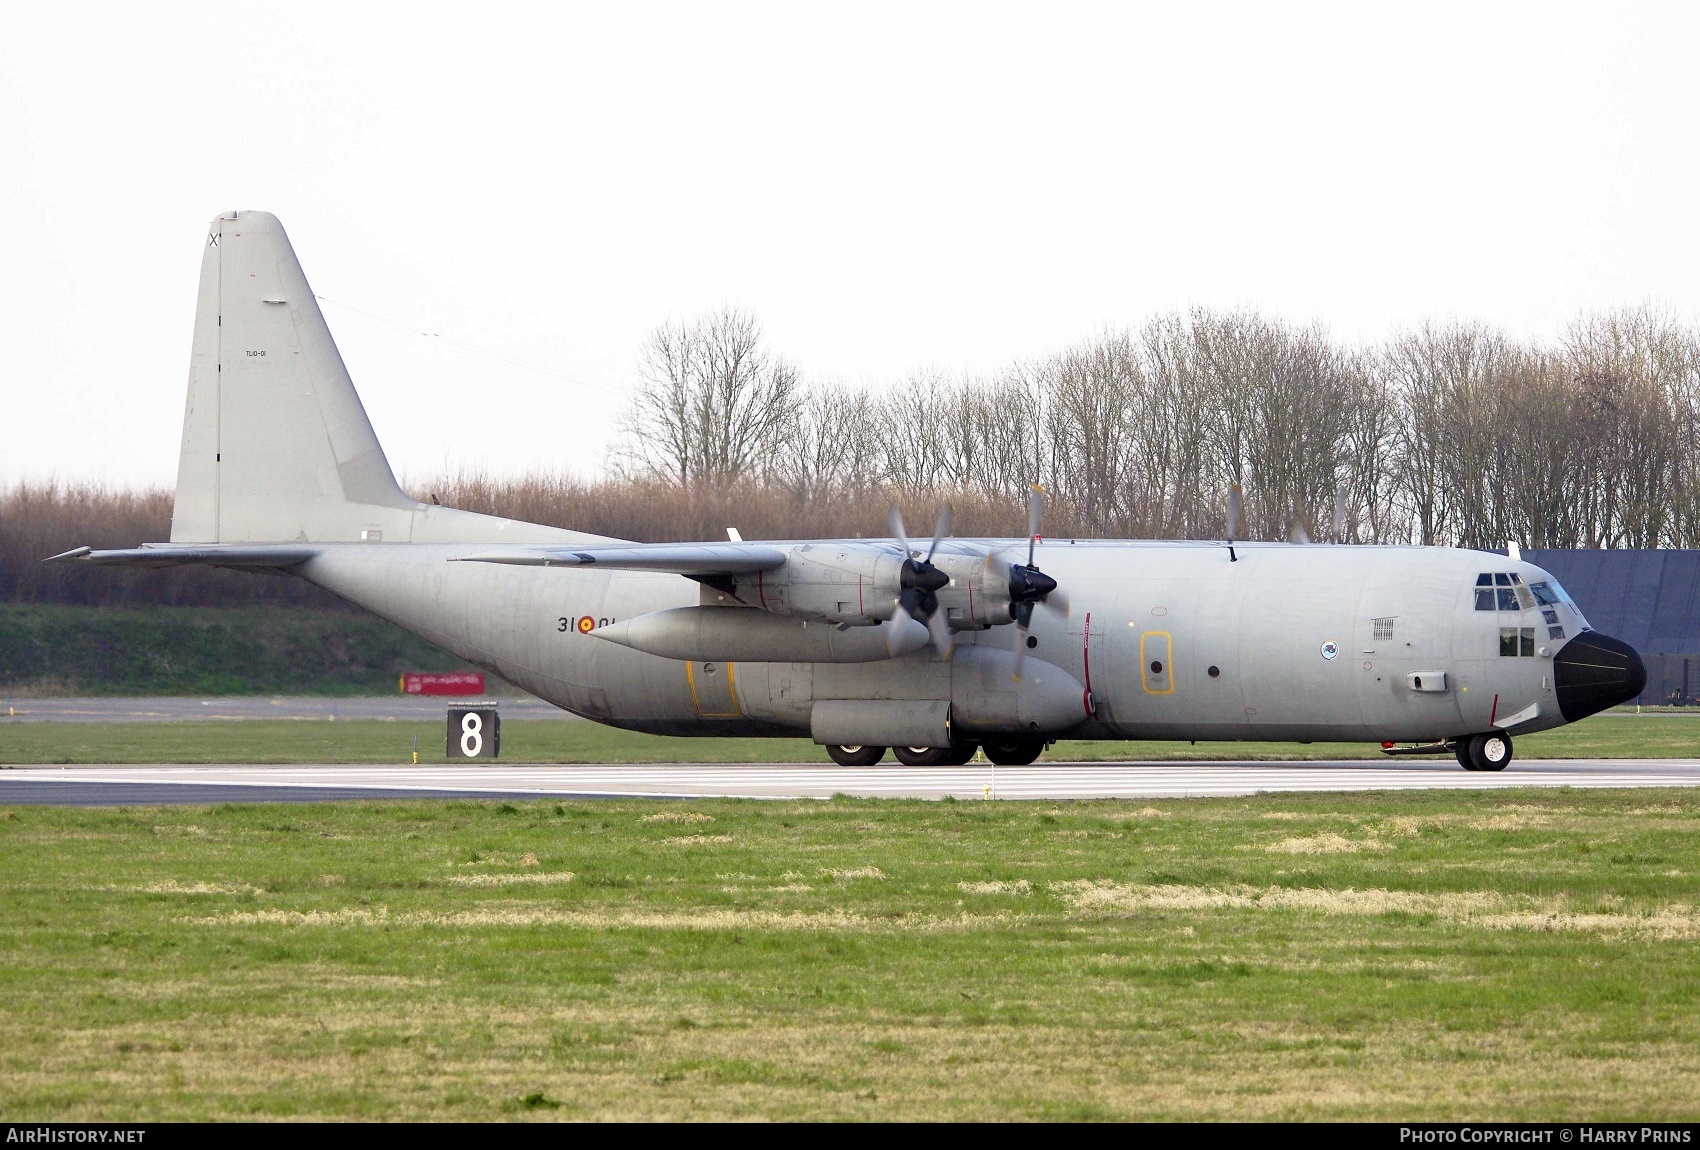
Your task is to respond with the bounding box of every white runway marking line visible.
[8,760,1700,801]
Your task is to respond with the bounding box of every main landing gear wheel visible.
[982,736,1045,766]
[893,742,980,767]
[1457,732,1513,772]
[826,744,886,767]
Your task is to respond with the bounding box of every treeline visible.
[613,305,1700,551]
[5,304,1697,608]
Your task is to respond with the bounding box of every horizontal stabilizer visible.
[45,544,320,568]
[451,543,788,576]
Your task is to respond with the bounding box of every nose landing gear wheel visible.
[1457,732,1513,772]
[826,744,886,767]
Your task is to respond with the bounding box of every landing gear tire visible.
[894,746,952,766]
[1458,732,1513,772]
[826,744,886,767]
[982,736,1045,766]
[941,741,979,766]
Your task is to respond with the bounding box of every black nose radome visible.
[1553,630,1647,722]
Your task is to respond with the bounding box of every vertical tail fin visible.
[171,211,416,543]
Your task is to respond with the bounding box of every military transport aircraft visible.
[51,212,1647,769]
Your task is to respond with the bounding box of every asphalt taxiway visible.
[4,758,1700,804]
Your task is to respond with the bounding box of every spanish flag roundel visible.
[577,616,595,634]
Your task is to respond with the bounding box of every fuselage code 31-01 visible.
[559,615,617,634]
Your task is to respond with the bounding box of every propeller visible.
[1332,489,1348,543]
[886,504,954,656]
[1008,485,1066,680]
[1226,484,1242,562]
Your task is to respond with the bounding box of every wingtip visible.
[43,546,92,564]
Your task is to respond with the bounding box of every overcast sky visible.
[3,2,1696,491]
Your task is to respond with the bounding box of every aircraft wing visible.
[45,544,321,569]
[450,542,789,575]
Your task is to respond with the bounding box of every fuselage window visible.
[1500,627,1519,656]
[1542,608,1558,624]
[1497,587,1520,611]
[1549,625,1566,640]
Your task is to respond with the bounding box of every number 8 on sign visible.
[446,706,500,759]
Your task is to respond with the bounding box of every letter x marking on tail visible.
[207,233,219,247]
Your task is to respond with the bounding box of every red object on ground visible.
[400,672,485,696]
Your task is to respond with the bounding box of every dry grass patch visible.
[957,880,1032,895]
[445,871,578,888]
[640,812,716,825]
[660,834,734,846]
[1264,833,1388,855]
[135,880,260,895]
[823,866,885,880]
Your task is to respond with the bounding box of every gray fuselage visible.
[300,537,1586,745]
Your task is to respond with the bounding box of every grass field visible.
[2,790,1699,1120]
[2,712,1698,765]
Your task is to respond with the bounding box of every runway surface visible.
[6,758,1700,804]
[0,696,576,723]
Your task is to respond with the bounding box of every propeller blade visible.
[888,505,912,558]
[925,504,953,563]
[1332,489,1347,543]
[1290,521,1311,545]
[1027,486,1044,567]
[1010,600,1036,681]
[1039,586,1070,615]
[883,603,929,657]
[926,609,955,657]
[1226,485,1241,543]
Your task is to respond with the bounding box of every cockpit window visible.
[1529,581,1561,606]
[1476,573,1541,612]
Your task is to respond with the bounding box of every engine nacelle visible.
[729,544,903,625]
[728,544,1016,630]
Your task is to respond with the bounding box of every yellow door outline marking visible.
[1140,631,1174,696]
[685,660,744,718]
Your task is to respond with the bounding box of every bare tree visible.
[615,308,801,488]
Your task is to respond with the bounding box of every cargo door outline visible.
[1140,631,1174,695]
[686,660,742,718]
